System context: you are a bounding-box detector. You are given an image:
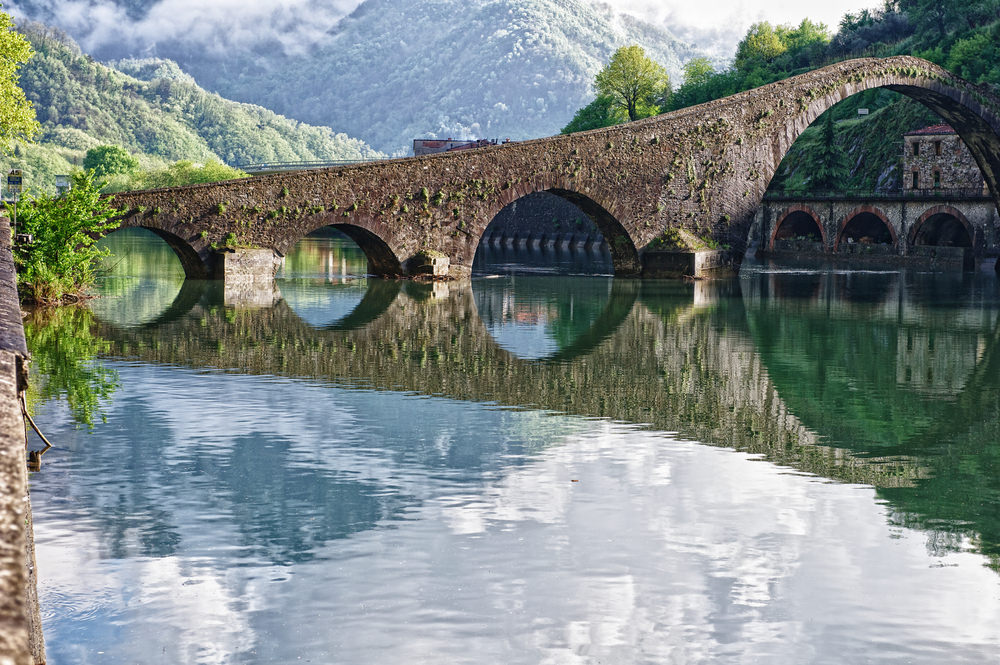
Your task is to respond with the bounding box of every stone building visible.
[903,124,986,193]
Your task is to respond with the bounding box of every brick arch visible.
[769,205,827,250]
[908,205,975,248]
[834,205,897,251]
[480,174,641,275]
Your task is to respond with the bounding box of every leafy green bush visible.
[10,170,121,304]
[83,144,140,178]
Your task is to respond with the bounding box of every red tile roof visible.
[904,123,957,136]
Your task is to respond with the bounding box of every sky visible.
[7,0,887,59]
[611,0,886,56]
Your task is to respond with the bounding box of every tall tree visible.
[811,112,850,191]
[594,45,670,122]
[734,22,787,71]
[0,9,39,151]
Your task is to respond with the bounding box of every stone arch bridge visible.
[110,55,1000,281]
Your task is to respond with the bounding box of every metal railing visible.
[763,187,992,201]
[236,158,387,174]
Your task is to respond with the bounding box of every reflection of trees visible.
[24,307,118,428]
[742,270,1000,567]
[84,274,1000,566]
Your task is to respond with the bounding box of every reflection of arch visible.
[543,280,639,364]
[280,279,403,332]
[319,280,402,331]
[471,278,639,364]
[770,205,826,250]
[834,206,896,250]
[483,175,640,276]
[908,205,974,248]
[141,279,218,328]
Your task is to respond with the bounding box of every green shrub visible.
[10,171,120,304]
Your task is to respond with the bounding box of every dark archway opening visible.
[839,213,894,247]
[474,191,613,276]
[913,214,972,247]
[774,211,823,243]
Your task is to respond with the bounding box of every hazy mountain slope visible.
[9,0,698,154]
[210,0,697,154]
[10,23,381,193]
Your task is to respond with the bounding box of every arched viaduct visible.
[756,194,999,270]
[109,55,1000,281]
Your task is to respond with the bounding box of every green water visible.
[22,230,1000,664]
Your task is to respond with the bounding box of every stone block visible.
[641,250,734,278]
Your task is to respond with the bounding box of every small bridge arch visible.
[909,205,975,248]
[770,205,826,250]
[835,206,897,250]
[479,175,640,275]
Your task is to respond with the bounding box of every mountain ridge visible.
[8,0,700,154]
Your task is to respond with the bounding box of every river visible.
[22,228,1000,664]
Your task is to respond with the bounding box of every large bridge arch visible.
[480,175,640,275]
[715,57,1000,255]
[106,223,214,280]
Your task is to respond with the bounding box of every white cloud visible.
[7,0,887,60]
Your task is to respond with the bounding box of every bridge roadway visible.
[110,56,1000,281]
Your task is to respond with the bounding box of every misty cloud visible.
[6,0,365,58]
[8,0,883,63]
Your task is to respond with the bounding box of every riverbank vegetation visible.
[565,0,1000,192]
[10,171,120,305]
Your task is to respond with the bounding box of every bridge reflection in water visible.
[77,262,1000,569]
[25,240,1000,662]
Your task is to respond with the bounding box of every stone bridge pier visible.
[109,56,1000,284]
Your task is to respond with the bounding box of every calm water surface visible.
[23,229,1000,664]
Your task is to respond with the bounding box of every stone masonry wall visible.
[0,216,44,665]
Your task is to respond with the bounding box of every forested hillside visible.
[8,0,699,155]
[10,23,382,194]
[663,0,1000,192]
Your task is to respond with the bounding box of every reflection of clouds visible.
[38,519,256,664]
[34,369,1000,664]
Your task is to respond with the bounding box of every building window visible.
[912,171,919,189]
[934,141,942,156]
[912,142,920,156]
[933,171,941,188]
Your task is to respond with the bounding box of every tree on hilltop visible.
[83,145,140,179]
[594,45,670,122]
